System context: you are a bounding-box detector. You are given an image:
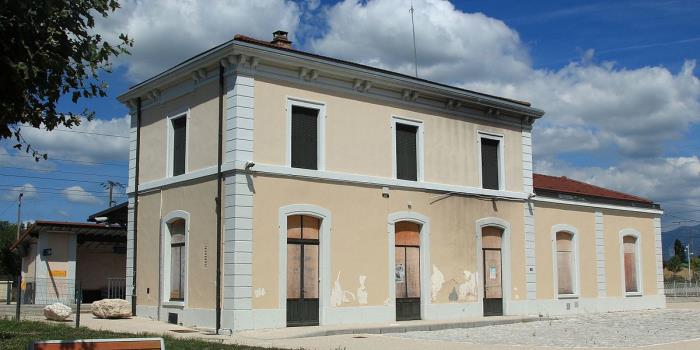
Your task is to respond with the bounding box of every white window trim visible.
[551,224,581,299]
[278,204,331,325]
[166,108,190,178]
[391,116,424,182]
[286,97,326,170]
[161,210,190,306]
[477,131,505,191]
[619,228,643,297]
[386,211,431,321]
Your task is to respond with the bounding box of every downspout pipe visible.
[132,97,142,316]
[215,64,224,333]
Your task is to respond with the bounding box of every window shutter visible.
[396,124,418,181]
[291,106,318,170]
[172,117,187,176]
[481,138,500,190]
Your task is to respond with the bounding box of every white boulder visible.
[43,302,72,321]
[91,299,132,319]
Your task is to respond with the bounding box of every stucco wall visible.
[250,174,526,310]
[76,247,125,290]
[602,209,658,297]
[534,202,598,299]
[135,178,218,309]
[138,82,221,183]
[254,77,524,191]
[45,233,70,279]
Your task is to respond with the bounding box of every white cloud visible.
[1,184,38,201]
[310,0,700,159]
[95,0,302,81]
[63,186,101,205]
[16,115,129,163]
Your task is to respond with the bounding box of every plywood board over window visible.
[623,236,638,293]
[556,232,574,295]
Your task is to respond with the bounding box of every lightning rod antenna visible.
[410,0,419,78]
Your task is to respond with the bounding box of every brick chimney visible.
[271,30,292,49]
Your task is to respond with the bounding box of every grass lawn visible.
[0,318,280,350]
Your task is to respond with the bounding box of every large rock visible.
[91,299,132,319]
[43,302,72,321]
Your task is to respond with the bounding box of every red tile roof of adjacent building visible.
[533,173,654,205]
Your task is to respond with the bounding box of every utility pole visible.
[687,244,693,282]
[15,192,23,321]
[16,193,23,239]
[101,181,125,208]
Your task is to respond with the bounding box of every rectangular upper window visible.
[291,105,319,170]
[395,123,419,181]
[480,135,502,190]
[171,116,187,176]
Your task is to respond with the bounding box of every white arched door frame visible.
[161,210,190,306]
[619,228,643,296]
[278,204,332,325]
[475,217,512,315]
[387,211,430,321]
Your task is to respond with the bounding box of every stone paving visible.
[393,309,700,348]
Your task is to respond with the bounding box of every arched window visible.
[623,235,640,293]
[556,232,575,295]
[167,218,186,302]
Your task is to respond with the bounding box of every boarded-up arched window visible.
[169,219,186,301]
[623,236,639,293]
[556,232,574,295]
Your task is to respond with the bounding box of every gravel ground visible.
[393,309,700,348]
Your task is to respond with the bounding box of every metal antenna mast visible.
[410,0,419,77]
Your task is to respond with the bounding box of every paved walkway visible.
[25,302,700,349]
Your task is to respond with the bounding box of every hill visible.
[662,223,700,261]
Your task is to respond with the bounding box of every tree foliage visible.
[0,222,20,278]
[667,255,683,274]
[674,239,687,262]
[0,0,132,160]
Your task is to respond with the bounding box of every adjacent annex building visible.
[118,31,664,331]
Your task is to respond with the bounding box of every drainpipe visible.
[215,64,224,333]
[132,97,142,316]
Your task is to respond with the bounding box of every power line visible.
[0,188,123,198]
[0,154,127,166]
[52,128,129,138]
[0,184,126,196]
[0,173,105,184]
[0,165,127,178]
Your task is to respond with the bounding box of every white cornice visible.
[533,196,663,215]
[117,40,543,127]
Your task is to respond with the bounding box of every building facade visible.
[118,32,664,331]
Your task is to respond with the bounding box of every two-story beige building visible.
[118,31,664,331]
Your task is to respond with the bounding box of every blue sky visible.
[1,0,699,230]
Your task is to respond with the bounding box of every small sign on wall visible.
[50,270,67,277]
[395,263,405,283]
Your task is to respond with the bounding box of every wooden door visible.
[395,222,421,321]
[286,215,320,326]
[482,227,503,316]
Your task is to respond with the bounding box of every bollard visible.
[75,283,82,328]
[15,275,21,321]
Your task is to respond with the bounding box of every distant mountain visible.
[662,224,700,261]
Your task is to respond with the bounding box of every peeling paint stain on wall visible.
[431,265,445,302]
[383,297,391,306]
[357,275,368,305]
[458,271,478,301]
[254,287,266,298]
[330,271,355,306]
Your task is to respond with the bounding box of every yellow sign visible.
[50,270,67,277]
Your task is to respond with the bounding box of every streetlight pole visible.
[15,192,23,321]
[686,244,692,282]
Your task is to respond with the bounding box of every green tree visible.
[691,257,700,280]
[0,222,20,278]
[667,255,683,274]
[0,0,132,159]
[674,239,687,262]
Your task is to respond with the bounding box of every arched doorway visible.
[286,215,320,326]
[395,221,421,320]
[482,226,503,316]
